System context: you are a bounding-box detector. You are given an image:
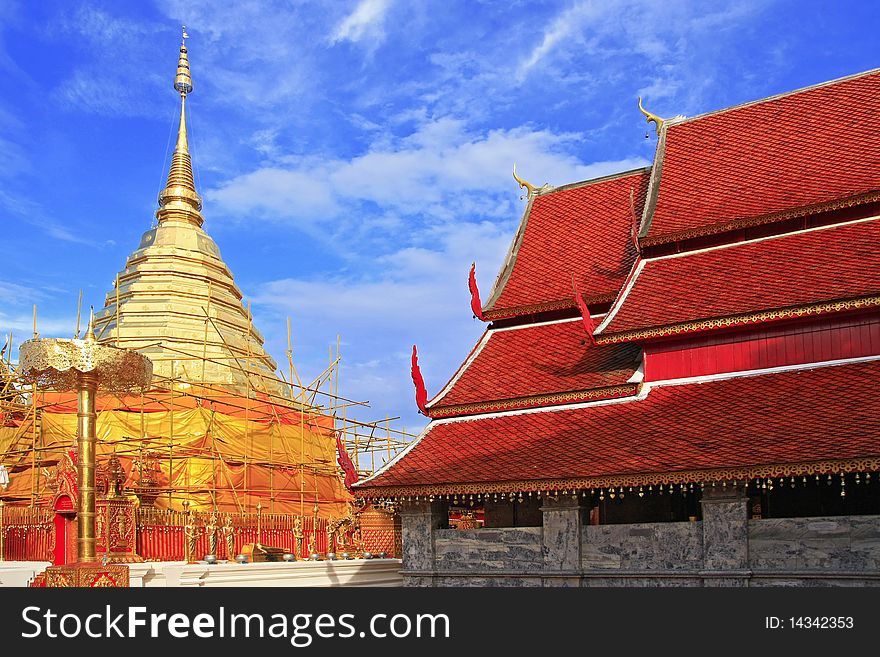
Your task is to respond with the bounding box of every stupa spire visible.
[156,26,204,227]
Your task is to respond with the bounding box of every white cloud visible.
[252,219,515,430]
[330,0,393,45]
[518,2,598,78]
[0,280,42,305]
[207,118,648,227]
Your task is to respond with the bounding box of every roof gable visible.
[642,69,880,245]
[428,319,641,417]
[598,217,880,342]
[484,168,650,320]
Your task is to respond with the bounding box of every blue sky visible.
[1,0,878,435]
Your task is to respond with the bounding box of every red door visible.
[53,495,75,565]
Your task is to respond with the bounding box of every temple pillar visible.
[540,494,582,586]
[397,500,445,586]
[700,483,749,586]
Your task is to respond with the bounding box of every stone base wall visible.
[435,527,542,572]
[749,515,880,572]
[400,503,880,587]
[581,521,703,571]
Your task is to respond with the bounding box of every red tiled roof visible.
[356,359,880,492]
[484,168,649,320]
[598,219,880,342]
[428,320,641,416]
[643,69,880,245]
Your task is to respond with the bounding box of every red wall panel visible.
[644,312,880,381]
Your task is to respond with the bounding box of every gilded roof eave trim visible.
[641,190,880,247]
[483,293,617,322]
[596,295,880,345]
[428,384,639,419]
[353,456,880,499]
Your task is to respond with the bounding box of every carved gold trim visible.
[429,384,638,418]
[354,457,880,499]
[596,296,880,344]
[641,191,880,247]
[485,293,616,322]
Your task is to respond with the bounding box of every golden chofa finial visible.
[512,163,536,196]
[638,96,664,137]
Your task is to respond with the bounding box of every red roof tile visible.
[643,70,880,245]
[429,319,640,416]
[484,168,649,320]
[599,219,880,341]
[357,359,880,491]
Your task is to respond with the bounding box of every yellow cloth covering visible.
[0,402,351,516]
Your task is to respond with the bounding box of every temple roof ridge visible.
[667,67,880,128]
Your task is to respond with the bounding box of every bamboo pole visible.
[386,414,392,464]
[286,317,304,393]
[30,383,37,506]
[115,273,121,346]
[0,499,5,562]
[169,360,175,507]
[201,281,213,381]
[75,289,83,339]
[245,300,251,512]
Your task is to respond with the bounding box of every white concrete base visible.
[130,558,404,587]
[0,561,52,587]
[1,558,403,587]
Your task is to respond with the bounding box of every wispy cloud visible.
[252,219,514,428]
[517,2,599,79]
[0,190,115,248]
[330,0,393,45]
[207,117,647,229]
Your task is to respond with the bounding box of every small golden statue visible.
[205,513,218,557]
[326,515,336,555]
[115,507,127,545]
[183,510,199,564]
[222,515,235,562]
[307,535,315,558]
[96,508,106,547]
[292,516,303,559]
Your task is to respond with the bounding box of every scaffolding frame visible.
[0,316,413,514]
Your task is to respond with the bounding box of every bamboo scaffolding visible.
[0,314,416,512]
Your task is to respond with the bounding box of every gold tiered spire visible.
[156,27,204,227]
[93,28,283,395]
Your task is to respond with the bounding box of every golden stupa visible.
[93,34,282,396]
[0,31,357,518]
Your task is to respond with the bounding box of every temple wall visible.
[581,521,703,571]
[398,496,880,587]
[748,515,880,573]
[434,528,542,572]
